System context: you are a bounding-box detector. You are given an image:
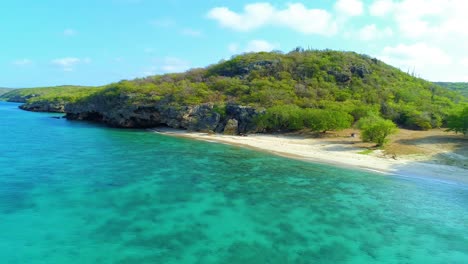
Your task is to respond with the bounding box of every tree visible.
[257,105,304,131]
[304,109,353,133]
[357,114,398,146]
[446,106,468,136]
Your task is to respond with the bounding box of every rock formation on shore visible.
[64,98,263,134]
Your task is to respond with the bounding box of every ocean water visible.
[0,101,467,264]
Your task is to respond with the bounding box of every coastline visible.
[152,128,468,185]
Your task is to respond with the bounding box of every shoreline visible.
[152,128,468,186]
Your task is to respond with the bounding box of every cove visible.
[0,102,467,263]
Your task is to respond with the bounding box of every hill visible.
[0,88,14,96]
[434,82,468,97]
[2,49,466,134]
[1,85,99,112]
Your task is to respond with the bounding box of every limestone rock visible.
[64,95,262,133]
[20,101,66,113]
[225,104,264,134]
[223,119,238,135]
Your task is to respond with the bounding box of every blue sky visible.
[1,0,467,88]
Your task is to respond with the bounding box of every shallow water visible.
[1,101,467,263]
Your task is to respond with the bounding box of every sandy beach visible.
[153,128,468,185]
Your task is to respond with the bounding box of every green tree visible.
[257,105,304,131]
[446,106,468,135]
[304,109,353,133]
[357,114,398,146]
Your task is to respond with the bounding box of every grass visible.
[358,149,374,155]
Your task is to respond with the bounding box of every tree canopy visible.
[357,114,398,146]
[446,105,468,136]
[435,82,468,97]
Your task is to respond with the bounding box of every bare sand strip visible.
[152,128,468,185]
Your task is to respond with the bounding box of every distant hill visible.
[1,85,97,103]
[2,49,466,133]
[0,88,14,96]
[434,82,468,97]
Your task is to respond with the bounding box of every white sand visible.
[152,128,468,185]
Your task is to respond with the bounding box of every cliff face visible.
[64,95,263,134]
[2,91,66,112]
[20,101,66,113]
[6,94,39,103]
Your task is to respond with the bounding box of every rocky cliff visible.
[2,91,66,112]
[20,100,66,113]
[6,94,39,103]
[63,95,263,134]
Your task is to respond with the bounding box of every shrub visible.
[304,109,353,132]
[257,105,304,131]
[357,114,398,146]
[446,106,468,135]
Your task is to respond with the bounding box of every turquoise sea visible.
[0,101,467,263]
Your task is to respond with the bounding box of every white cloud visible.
[143,57,191,76]
[52,57,80,66]
[382,43,451,65]
[13,59,33,66]
[460,58,468,68]
[379,43,453,80]
[51,57,89,72]
[63,28,77,36]
[335,0,364,17]
[275,3,337,35]
[244,40,276,52]
[366,0,468,80]
[358,24,393,41]
[369,0,468,40]
[207,2,337,35]
[205,1,468,81]
[181,28,202,37]
[207,3,274,31]
[227,40,277,54]
[369,0,395,17]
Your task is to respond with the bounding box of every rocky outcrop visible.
[5,94,39,103]
[223,119,239,135]
[1,92,65,112]
[326,64,371,83]
[64,97,263,134]
[12,89,263,133]
[225,104,262,134]
[20,101,66,113]
[350,65,371,78]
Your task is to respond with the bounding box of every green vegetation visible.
[256,105,353,132]
[2,49,466,134]
[358,149,374,155]
[1,85,100,104]
[357,114,398,147]
[435,82,468,97]
[446,105,468,136]
[0,88,13,96]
